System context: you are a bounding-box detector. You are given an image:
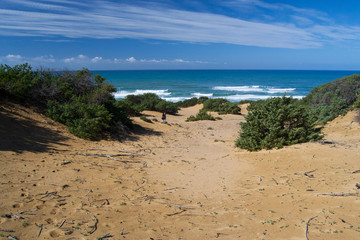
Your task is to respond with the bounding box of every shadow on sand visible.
[0,107,70,153]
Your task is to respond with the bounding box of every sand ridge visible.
[0,103,359,239]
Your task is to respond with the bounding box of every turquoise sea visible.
[93,70,359,102]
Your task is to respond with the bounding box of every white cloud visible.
[63,54,88,63]
[1,0,357,49]
[126,57,137,63]
[91,56,103,63]
[5,54,24,62]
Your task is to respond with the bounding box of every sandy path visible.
[0,103,359,239]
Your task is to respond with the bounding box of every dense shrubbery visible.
[186,109,216,122]
[124,93,179,114]
[0,63,134,140]
[236,96,323,151]
[302,74,360,124]
[202,98,241,115]
[176,97,209,108]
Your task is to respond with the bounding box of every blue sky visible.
[1,0,360,70]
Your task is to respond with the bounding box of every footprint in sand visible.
[49,230,60,238]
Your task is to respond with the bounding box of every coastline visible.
[0,102,359,239]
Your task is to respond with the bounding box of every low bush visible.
[0,63,134,140]
[47,98,112,140]
[125,93,179,114]
[302,74,360,124]
[202,98,241,115]
[236,96,323,151]
[186,109,216,122]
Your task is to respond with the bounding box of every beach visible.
[0,102,359,239]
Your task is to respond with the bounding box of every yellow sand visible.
[0,103,359,239]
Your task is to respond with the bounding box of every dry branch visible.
[166,209,186,216]
[315,192,360,197]
[339,218,360,232]
[87,212,98,234]
[58,219,66,229]
[306,216,318,240]
[304,169,317,178]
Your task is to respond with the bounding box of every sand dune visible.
[0,103,359,239]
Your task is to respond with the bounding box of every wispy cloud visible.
[1,0,360,49]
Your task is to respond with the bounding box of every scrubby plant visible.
[0,63,134,140]
[47,98,112,140]
[302,74,360,124]
[236,96,323,151]
[202,98,241,115]
[125,93,179,114]
[186,109,216,122]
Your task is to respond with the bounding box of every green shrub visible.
[202,98,241,115]
[177,97,199,108]
[186,109,216,122]
[125,93,179,114]
[236,96,323,151]
[47,98,112,140]
[353,94,360,109]
[302,74,360,123]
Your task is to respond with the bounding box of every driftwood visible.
[315,192,360,197]
[87,212,98,234]
[37,224,43,237]
[350,170,360,174]
[166,209,186,216]
[0,229,15,233]
[272,178,279,185]
[305,216,318,240]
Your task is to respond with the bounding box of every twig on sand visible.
[98,233,112,239]
[339,218,360,232]
[315,192,360,197]
[306,216,318,240]
[58,219,66,229]
[87,212,98,234]
[156,201,195,210]
[72,227,87,236]
[0,229,15,233]
[304,169,317,178]
[272,178,279,185]
[164,187,186,191]
[166,209,186,216]
[37,224,43,237]
[350,170,360,174]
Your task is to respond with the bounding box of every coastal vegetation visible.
[0,63,133,140]
[237,74,360,151]
[236,96,323,151]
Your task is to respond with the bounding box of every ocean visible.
[93,70,359,103]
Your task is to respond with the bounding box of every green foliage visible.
[202,98,241,115]
[176,97,209,108]
[302,74,360,123]
[125,93,179,114]
[353,94,360,109]
[0,63,38,100]
[186,109,216,122]
[236,96,323,151]
[47,98,112,140]
[0,64,133,139]
[140,116,153,123]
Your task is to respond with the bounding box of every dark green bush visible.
[236,96,323,151]
[302,74,360,123]
[202,98,241,115]
[47,98,112,140]
[186,109,216,122]
[125,93,179,114]
[177,97,199,108]
[353,94,360,109]
[0,63,134,140]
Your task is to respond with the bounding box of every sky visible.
[1,0,360,70]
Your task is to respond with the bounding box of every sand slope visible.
[0,103,359,239]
